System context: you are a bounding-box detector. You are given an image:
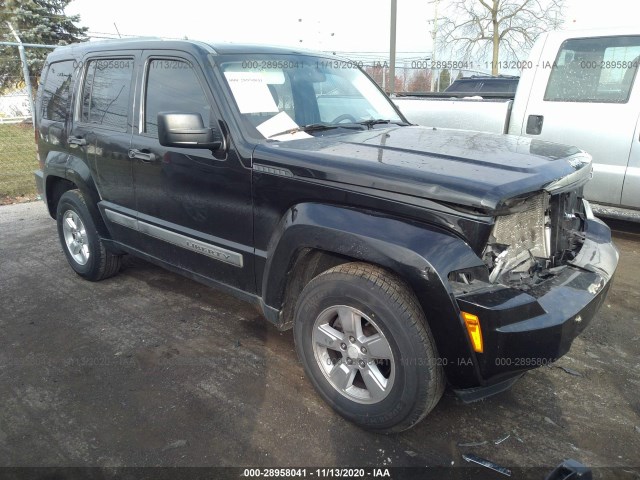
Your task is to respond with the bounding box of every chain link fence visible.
[0,93,38,201]
[0,31,49,201]
[0,75,37,199]
[365,64,455,94]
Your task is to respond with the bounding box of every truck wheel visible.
[56,189,121,281]
[294,262,444,432]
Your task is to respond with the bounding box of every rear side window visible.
[445,81,480,94]
[144,59,210,136]
[544,36,640,103]
[41,60,75,122]
[479,80,517,94]
[80,58,134,130]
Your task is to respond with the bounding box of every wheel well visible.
[46,176,118,251]
[278,249,417,330]
[278,249,351,329]
[46,177,77,219]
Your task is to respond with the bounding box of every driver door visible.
[130,52,255,292]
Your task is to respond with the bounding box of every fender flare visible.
[261,203,486,386]
[45,152,111,239]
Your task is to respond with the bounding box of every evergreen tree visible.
[438,69,451,92]
[0,0,87,91]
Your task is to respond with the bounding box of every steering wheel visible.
[331,114,358,124]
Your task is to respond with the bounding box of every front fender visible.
[262,203,486,387]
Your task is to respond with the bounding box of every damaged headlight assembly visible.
[482,153,593,287]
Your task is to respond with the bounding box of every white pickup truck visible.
[394,28,640,221]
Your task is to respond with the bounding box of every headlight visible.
[486,192,550,283]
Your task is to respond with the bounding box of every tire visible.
[293,262,445,433]
[56,189,121,281]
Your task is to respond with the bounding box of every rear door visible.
[37,59,76,168]
[129,52,255,292]
[519,35,640,207]
[70,54,138,242]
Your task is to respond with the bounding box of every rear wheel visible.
[56,189,121,281]
[294,262,444,432]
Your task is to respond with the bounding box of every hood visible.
[252,126,591,212]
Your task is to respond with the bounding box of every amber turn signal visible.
[462,312,483,353]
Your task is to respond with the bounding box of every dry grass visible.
[0,122,38,198]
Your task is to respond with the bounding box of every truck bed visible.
[393,96,513,134]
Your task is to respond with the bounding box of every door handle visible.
[128,149,158,162]
[68,136,86,146]
[526,115,544,135]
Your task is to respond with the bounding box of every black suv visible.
[34,39,617,432]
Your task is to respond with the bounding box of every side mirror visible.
[157,112,223,150]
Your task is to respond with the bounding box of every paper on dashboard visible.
[224,72,279,114]
[256,112,312,141]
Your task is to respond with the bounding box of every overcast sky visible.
[66,0,634,62]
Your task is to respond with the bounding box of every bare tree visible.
[436,0,564,75]
[407,69,432,93]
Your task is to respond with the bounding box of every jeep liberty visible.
[34,39,618,432]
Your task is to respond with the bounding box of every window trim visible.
[75,55,136,132]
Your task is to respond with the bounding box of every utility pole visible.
[430,0,440,92]
[6,22,35,124]
[389,0,397,96]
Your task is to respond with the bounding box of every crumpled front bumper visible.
[453,202,618,400]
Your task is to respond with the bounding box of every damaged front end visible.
[448,152,618,398]
[483,153,593,288]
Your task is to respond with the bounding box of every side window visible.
[446,81,478,94]
[544,36,640,103]
[41,60,75,122]
[479,80,515,94]
[80,58,134,130]
[144,59,210,136]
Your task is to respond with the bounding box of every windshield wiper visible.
[358,119,391,128]
[269,123,336,138]
[357,118,412,129]
[269,122,362,139]
[356,119,410,129]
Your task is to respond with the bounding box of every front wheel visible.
[294,263,444,432]
[56,189,121,281]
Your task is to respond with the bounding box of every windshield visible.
[217,54,404,141]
